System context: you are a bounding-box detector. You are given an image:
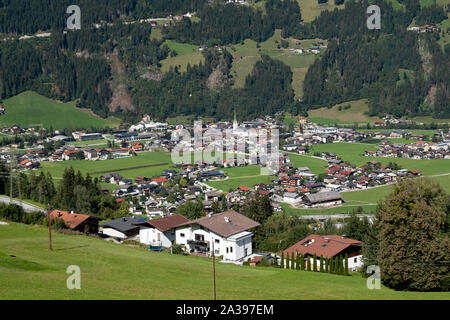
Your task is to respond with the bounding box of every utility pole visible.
[9,152,13,204]
[47,203,53,251]
[212,240,216,300]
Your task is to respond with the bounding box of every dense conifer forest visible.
[0,0,448,121]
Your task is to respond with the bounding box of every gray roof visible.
[284,192,300,198]
[305,191,342,204]
[51,135,69,141]
[100,216,148,233]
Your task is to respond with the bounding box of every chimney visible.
[70,210,74,214]
[224,217,230,223]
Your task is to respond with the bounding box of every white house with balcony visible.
[174,210,260,263]
[136,214,189,249]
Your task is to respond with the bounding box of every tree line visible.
[299,0,449,119]
[0,162,123,220]
[0,0,204,34]
[163,0,302,45]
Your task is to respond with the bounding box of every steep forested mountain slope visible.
[0,0,448,121]
[298,0,449,118]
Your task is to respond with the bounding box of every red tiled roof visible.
[49,210,96,229]
[283,234,362,259]
[152,177,168,183]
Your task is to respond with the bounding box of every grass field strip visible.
[88,162,168,175]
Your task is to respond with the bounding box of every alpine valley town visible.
[0,0,449,302]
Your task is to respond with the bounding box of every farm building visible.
[303,191,342,208]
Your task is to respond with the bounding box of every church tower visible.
[233,109,238,131]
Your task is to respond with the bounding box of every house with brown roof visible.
[49,210,101,233]
[282,234,363,271]
[136,214,189,249]
[174,210,260,263]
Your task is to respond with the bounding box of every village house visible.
[137,214,189,249]
[174,210,260,263]
[282,234,363,271]
[99,216,148,240]
[49,210,101,233]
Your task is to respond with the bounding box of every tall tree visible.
[377,178,450,291]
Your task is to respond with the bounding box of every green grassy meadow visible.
[37,152,173,180]
[227,30,320,97]
[307,99,379,125]
[281,202,377,216]
[160,40,205,73]
[1,222,449,300]
[296,0,346,23]
[308,143,450,176]
[0,91,120,130]
[287,153,328,175]
[205,165,276,191]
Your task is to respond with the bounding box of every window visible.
[180,233,185,238]
[226,248,229,253]
[215,239,220,244]
[354,258,357,263]
[230,247,233,253]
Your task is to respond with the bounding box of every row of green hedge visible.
[280,251,350,276]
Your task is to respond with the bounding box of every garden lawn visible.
[1,223,449,300]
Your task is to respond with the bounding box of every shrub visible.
[300,253,305,271]
[286,253,290,270]
[344,253,349,275]
[320,254,324,272]
[171,244,185,255]
[51,217,67,230]
[291,252,295,270]
[313,253,317,271]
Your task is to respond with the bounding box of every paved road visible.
[0,195,46,213]
[297,214,374,220]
